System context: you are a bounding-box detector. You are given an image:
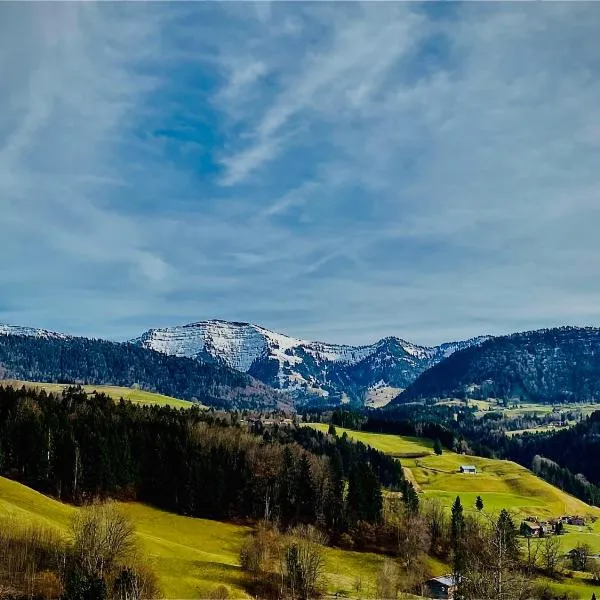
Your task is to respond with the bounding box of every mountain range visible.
[394,326,600,405]
[4,320,600,409]
[132,320,490,404]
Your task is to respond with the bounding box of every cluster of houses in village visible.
[520,514,586,537]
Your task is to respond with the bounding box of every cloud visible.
[1,2,600,345]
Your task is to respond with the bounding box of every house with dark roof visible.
[520,520,546,537]
[425,575,457,599]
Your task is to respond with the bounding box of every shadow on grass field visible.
[0,476,388,599]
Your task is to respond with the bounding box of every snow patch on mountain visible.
[133,320,492,404]
[134,320,271,372]
[0,324,69,340]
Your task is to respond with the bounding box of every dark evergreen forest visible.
[0,385,414,532]
[396,327,600,404]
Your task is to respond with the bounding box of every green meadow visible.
[0,476,389,599]
[3,418,600,598]
[1,379,197,409]
[309,422,433,457]
[308,423,598,519]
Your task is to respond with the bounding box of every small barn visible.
[459,465,477,474]
[425,575,457,599]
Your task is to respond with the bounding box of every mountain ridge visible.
[393,325,600,405]
[0,325,287,410]
[1,319,491,406]
[133,319,491,404]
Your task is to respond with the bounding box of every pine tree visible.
[327,449,345,531]
[554,520,564,535]
[451,496,465,541]
[347,463,382,523]
[296,453,315,523]
[475,495,484,511]
[450,496,465,596]
[328,423,337,437]
[433,438,443,455]
[402,480,419,514]
[496,509,520,561]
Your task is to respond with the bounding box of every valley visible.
[3,323,600,598]
[3,2,598,598]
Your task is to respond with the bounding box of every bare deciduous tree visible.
[540,535,562,576]
[71,502,136,579]
[281,525,326,600]
[422,498,447,555]
[376,559,400,599]
[239,521,279,583]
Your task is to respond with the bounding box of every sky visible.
[1,2,600,346]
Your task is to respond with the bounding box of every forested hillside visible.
[0,385,411,529]
[0,334,284,409]
[396,327,600,404]
[495,411,600,497]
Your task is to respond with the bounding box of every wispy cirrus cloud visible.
[1,2,600,344]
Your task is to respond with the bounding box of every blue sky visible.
[1,2,600,345]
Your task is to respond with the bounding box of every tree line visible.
[0,385,412,532]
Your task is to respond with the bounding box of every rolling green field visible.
[307,424,600,598]
[506,425,571,437]
[308,424,598,519]
[446,398,600,420]
[0,476,390,599]
[432,398,600,432]
[1,379,198,409]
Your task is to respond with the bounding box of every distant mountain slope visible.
[394,326,600,404]
[134,320,489,404]
[0,327,286,409]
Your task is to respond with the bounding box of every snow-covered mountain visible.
[133,320,490,404]
[0,323,286,410]
[0,324,70,340]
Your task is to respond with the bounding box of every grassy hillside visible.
[310,423,433,458]
[308,424,600,599]
[0,476,388,599]
[2,379,197,409]
[309,424,597,519]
